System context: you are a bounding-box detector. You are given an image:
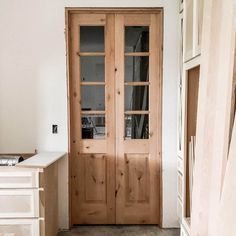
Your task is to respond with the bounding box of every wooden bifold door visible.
[68,9,163,225]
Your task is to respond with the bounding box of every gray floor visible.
[58,226,180,236]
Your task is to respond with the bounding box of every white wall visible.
[0,0,179,229]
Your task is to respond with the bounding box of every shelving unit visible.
[177,0,203,235]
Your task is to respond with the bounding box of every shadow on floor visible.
[58,225,180,236]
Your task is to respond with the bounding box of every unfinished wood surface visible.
[115,12,162,224]
[216,118,236,236]
[78,52,105,56]
[66,8,162,14]
[69,13,116,224]
[68,9,162,225]
[71,14,106,26]
[190,0,236,235]
[125,52,150,57]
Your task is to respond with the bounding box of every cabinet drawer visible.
[0,171,39,188]
[0,190,39,218]
[0,219,39,236]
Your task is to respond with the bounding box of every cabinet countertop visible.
[16,152,66,169]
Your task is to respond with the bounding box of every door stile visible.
[149,13,162,224]
[70,13,116,224]
[114,14,125,224]
[70,13,82,223]
[114,12,162,224]
[105,14,116,223]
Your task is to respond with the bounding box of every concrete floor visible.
[58,226,180,236]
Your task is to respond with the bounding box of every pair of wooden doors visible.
[68,9,163,225]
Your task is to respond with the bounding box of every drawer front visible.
[0,171,39,189]
[0,190,39,218]
[0,219,39,236]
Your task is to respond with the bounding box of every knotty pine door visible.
[69,10,162,225]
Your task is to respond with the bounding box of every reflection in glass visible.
[125,56,149,82]
[80,26,104,52]
[81,57,105,82]
[81,85,105,110]
[81,115,105,139]
[125,115,149,139]
[125,86,149,111]
[125,26,149,52]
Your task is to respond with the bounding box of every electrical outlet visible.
[52,125,58,134]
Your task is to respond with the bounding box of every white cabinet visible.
[184,0,204,61]
[0,161,59,236]
[0,219,39,236]
[0,190,39,218]
[0,153,64,236]
[184,0,194,61]
[0,168,40,236]
[178,0,203,233]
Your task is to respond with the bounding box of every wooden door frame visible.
[65,7,163,227]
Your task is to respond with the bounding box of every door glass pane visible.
[125,56,149,82]
[80,26,104,52]
[81,56,105,82]
[125,26,149,52]
[125,86,149,111]
[81,85,105,110]
[82,115,105,139]
[125,114,149,139]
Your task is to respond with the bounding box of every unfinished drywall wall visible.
[0,0,179,229]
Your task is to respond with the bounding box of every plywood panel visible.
[0,219,39,236]
[191,0,236,235]
[216,119,236,236]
